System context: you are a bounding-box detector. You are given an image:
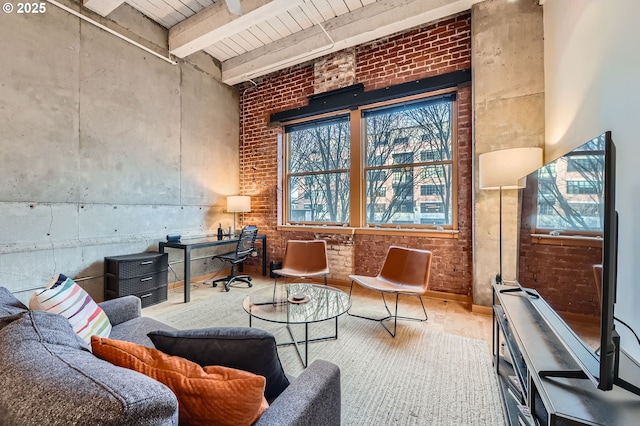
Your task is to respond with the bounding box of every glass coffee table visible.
[242,283,350,367]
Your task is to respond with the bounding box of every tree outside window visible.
[364,97,453,226]
[286,116,350,224]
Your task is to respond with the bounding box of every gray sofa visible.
[0,287,341,425]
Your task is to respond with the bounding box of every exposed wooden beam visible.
[169,0,294,58]
[82,0,125,16]
[222,0,480,85]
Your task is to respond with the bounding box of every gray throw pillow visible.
[148,327,290,400]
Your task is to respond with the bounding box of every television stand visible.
[493,284,640,425]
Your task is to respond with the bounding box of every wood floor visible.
[144,275,494,352]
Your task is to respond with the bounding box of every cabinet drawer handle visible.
[140,277,153,282]
[140,261,153,265]
[140,293,152,298]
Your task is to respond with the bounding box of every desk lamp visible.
[227,195,251,234]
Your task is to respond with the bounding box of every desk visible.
[159,235,267,303]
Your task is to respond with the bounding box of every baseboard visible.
[424,290,472,306]
[471,304,493,316]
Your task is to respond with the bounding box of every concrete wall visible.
[0,3,239,303]
[543,0,640,361]
[472,0,545,305]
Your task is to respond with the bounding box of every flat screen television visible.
[515,131,639,395]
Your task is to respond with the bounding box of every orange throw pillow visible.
[91,336,268,426]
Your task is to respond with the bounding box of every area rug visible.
[147,284,504,426]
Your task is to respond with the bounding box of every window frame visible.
[282,88,459,230]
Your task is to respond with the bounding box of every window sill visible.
[277,225,458,239]
[530,234,603,247]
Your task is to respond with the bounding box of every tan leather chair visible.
[348,246,432,337]
[272,240,330,297]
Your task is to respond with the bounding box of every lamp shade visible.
[479,147,543,189]
[227,195,251,213]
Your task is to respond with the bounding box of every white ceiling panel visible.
[327,0,349,16]
[235,29,265,50]
[255,21,284,43]
[247,25,275,44]
[229,32,257,52]
[343,0,364,11]
[277,11,304,33]
[311,0,338,21]
[268,16,294,38]
[204,44,234,61]
[288,6,314,29]
[221,37,247,55]
[86,0,479,84]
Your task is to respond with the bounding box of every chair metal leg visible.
[212,263,252,292]
[273,275,288,303]
[347,280,428,338]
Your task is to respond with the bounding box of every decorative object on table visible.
[227,195,251,236]
[217,223,224,240]
[478,147,542,284]
[348,246,433,338]
[271,240,329,300]
[287,293,309,304]
[166,234,181,242]
[211,226,258,292]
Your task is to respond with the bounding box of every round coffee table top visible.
[242,283,350,325]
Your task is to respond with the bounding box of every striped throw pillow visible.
[29,274,112,344]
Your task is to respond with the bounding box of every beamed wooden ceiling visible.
[82,0,480,85]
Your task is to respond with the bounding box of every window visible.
[420,184,443,196]
[285,115,350,223]
[284,90,457,228]
[363,97,454,226]
[394,137,409,145]
[567,157,592,173]
[538,201,555,216]
[420,150,442,161]
[566,180,598,195]
[534,135,605,232]
[420,202,444,213]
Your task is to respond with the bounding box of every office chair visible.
[212,226,258,292]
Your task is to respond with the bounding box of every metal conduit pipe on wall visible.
[46,0,178,65]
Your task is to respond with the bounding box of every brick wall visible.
[314,48,357,94]
[238,13,472,296]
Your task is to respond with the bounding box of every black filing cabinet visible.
[104,252,168,308]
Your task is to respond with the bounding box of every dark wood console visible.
[493,284,640,425]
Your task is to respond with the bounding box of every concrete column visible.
[472,0,545,306]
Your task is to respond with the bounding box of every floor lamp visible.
[479,147,542,284]
[227,195,251,235]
